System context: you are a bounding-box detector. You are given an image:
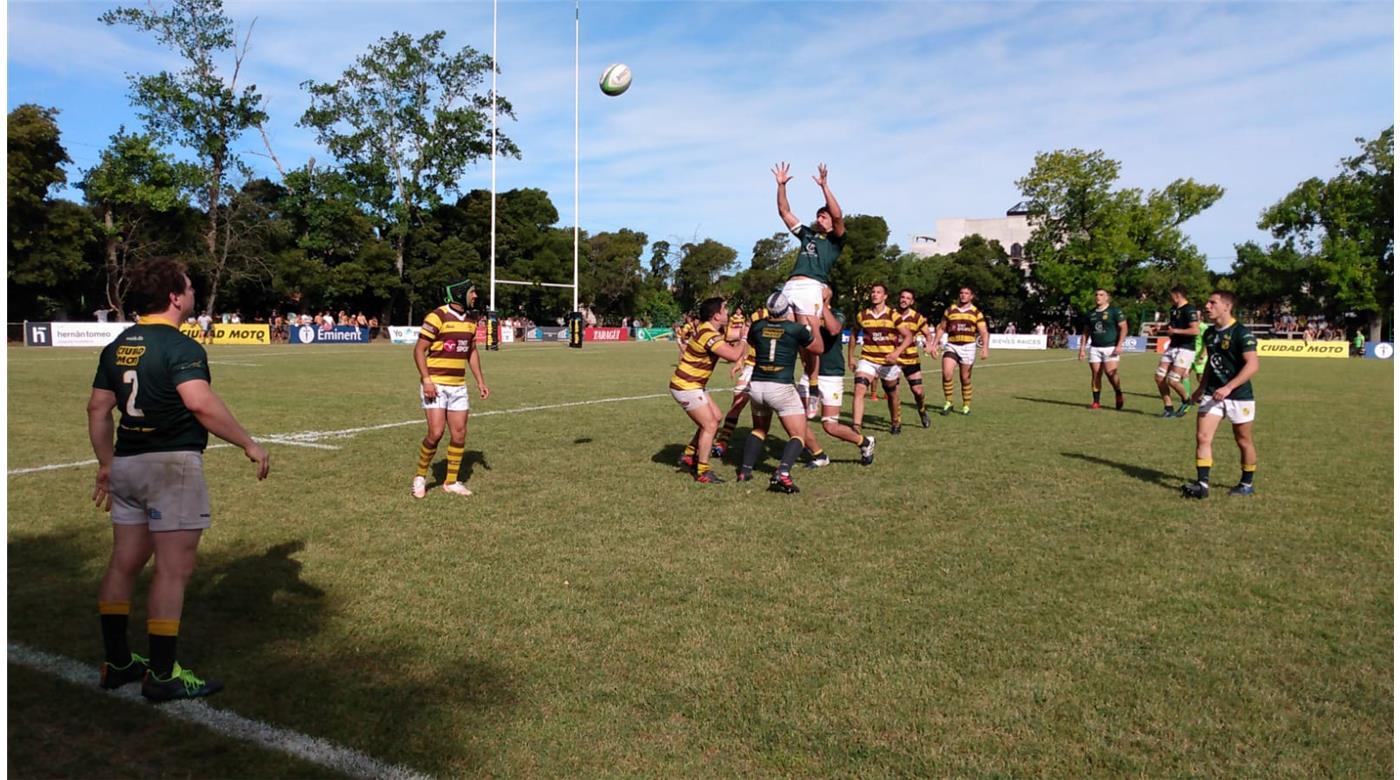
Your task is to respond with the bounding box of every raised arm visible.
[813,163,844,237]
[773,162,800,231]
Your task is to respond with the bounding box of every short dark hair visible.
[870,282,888,294]
[959,286,975,296]
[126,257,189,315]
[1210,289,1237,309]
[1170,284,1188,297]
[816,206,831,219]
[698,297,725,322]
[899,288,916,299]
[1095,287,1110,296]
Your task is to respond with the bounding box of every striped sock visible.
[415,441,436,478]
[445,444,465,483]
[962,382,973,406]
[943,379,954,404]
[683,443,697,459]
[696,461,712,475]
[99,601,131,665]
[148,618,180,677]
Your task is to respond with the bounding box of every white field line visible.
[8,643,431,780]
[7,438,339,477]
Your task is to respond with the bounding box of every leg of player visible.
[441,410,471,496]
[1104,358,1124,410]
[940,353,956,415]
[97,526,154,689]
[738,409,772,482]
[769,412,808,494]
[1182,411,1224,498]
[1155,358,1175,417]
[851,373,874,433]
[414,406,447,498]
[884,378,902,434]
[905,366,930,428]
[690,396,725,483]
[1230,420,1257,496]
[143,528,222,701]
[958,361,974,415]
[1089,359,1103,408]
[714,390,750,458]
[1168,367,1192,416]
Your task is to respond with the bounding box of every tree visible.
[1257,126,1393,338]
[583,229,646,321]
[102,0,269,315]
[80,129,195,319]
[646,240,675,290]
[828,214,896,318]
[674,239,737,312]
[725,232,793,310]
[300,30,519,293]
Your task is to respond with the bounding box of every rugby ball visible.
[599,63,632,97]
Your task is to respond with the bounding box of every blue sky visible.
[6,1,1395,273]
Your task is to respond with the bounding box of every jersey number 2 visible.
[122,370,145,417]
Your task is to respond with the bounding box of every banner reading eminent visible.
[290,324,370,344]
[1255,339,1348,358]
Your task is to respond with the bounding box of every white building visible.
[907,202,1033,264]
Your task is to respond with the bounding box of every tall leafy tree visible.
[1257,126,1393,338]
[300,30,519,294]
[101,0,269,315]
[674,239,737,312]
[583,229,647,321]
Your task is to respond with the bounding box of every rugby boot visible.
[803,454,831,470]
[940,402,953,416]
[858,436,876,466]
[1114,392,1124,410]
[100,652,149,690]
[768,472,800,494]
[694,470,725,484]
[1160,408,1176,419]
[442,482,473,496]
[142,663,223,703]
[1089,402,1102,410]
[677,452,696,470]
[1228,483,1255,497]
[1173,402,1193,417]
[889,423,902,436]
[1180,482,1210,500]
[711,443,727,458]
[960,405,971,416]
[735,468,753,482]
[919,410,931,428]
[411,475,427,499]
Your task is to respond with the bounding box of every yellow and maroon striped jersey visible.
[670,322,726,391]
[418,305,477,386]
[857,306,904,363]
[741,308,769,367]
[941,304,985,345]
[894,308,929,365]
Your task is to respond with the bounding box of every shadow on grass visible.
[1061,451,1183,488]
[1015,396,1152,416]
[429,450,489,487]
[7,531,514,776]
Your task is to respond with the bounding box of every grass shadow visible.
[429,450,489,487]
[1015,396,1152,416]
[1061,451,1183,488]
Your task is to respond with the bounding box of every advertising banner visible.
[23,321,132,347]
[500,327,515,344]
[1255,339,1348,358]
[533,327,569,342]
[178,323,270,345]
[584,327,628,342]
[1066,335,1149,352]
[290,324,370,344]
[1364,342,1393,360]
[636,327,673,341]
[988,334,1047,350]
[389,326,420,345]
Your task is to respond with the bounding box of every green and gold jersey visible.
[1168,303,1200,348]
[92,319,211,456]
[788,224,846,285]
[893,308,929,365]
[1202,320,1257,401]
[748,318,813,385]
[1084,305,1126,347]
[817,312,847,377]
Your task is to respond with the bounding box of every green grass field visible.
[7,341,1393,777]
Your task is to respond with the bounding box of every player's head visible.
[868,283,888,305]
[127,257,194,318]
[764,291,795,320]
[1205,289,1236,323]
[897,288,916,310]
[814,206,833,233]
[1095,288,1110,307]
[445,277,477,309]
[699,296,727,323]
[958,286,975,305]
[1170,284,1188,305]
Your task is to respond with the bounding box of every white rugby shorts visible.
[670,387,711,411]
[942,342,978,365]
[780,277,826,318]
[816,375,844,409]
[422,382,471,412]
[733,364,754,394]
[749,381,805,418]
[110,451,211,531]
[1198,397,1255,424]
[1086,345,1120,364]
[1160,346,1196,370]
[855,358,901,382]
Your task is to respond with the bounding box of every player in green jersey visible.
[1182,290,1259,499]
[88,258,269,702]
[1077,288,1127,409]
[737,291,825,493]
[800,286,876,467]
[1156,285,1200,417]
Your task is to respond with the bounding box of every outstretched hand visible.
[813,163,829,187]
[772,162,793,186]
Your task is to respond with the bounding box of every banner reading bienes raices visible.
[987,334,1047,350]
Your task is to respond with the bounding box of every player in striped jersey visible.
[893,288,938,428]
[933,286,989,415]
[848,283,913,435]
[674,313,698,362]
[801,285,876,467]
[714,304,768,457]
[411,278,490,498]
[670,297,749,483]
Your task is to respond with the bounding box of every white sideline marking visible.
[7,643,431,780]
[7,438,339,476]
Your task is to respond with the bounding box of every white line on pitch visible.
[7,643,430,780]
[8,438,338,476]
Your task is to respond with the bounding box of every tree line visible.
[6,0,1392,339]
